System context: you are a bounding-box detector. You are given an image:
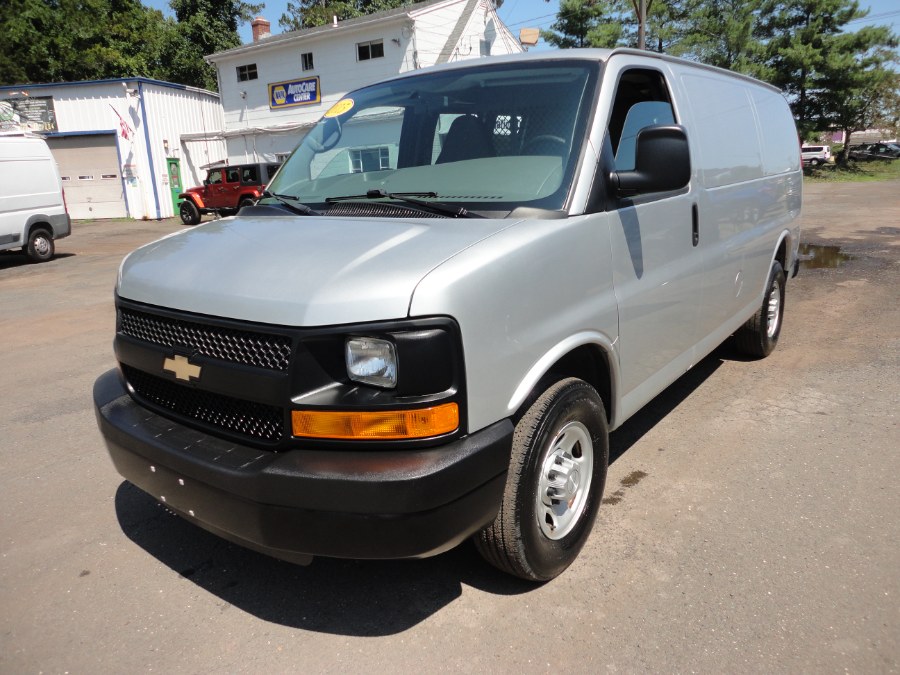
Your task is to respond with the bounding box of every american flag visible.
[110,104,133,141]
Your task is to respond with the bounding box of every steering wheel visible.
[306,117,343,153]
[523,134,567,155]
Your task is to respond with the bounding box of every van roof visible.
[375,48,782,94]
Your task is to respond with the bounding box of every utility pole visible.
[631,0,651,50]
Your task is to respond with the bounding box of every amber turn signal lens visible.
[292,403,459,440]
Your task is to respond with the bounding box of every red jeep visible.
[178,162,281,225]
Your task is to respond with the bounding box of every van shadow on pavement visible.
[114,342,733,635]
[0,251,75,270]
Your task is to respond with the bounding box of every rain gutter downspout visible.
[138,81,161,220]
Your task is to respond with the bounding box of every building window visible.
[301,52,314,71]
[350,147,391,173]
[237,64,258,82]
[357,39,384,62]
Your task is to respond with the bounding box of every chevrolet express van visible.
[0,135,71,262]
[94,49,802,581]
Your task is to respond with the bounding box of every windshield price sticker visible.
[324,98,354,118]
[269,77,321,109]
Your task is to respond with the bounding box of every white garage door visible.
[47,134,127,219]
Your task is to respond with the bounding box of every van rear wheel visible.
[474,378,608,582]
[26,227,54,263]
[735,260,786,358]
[179,200,201,225]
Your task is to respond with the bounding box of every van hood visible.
[117,214,517,326]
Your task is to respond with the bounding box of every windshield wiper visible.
[325,189,480,218]
[260,191,321,216]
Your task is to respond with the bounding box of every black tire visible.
[474,378,609,582]
[735,260,786,358]
[238,197,255,210]
[179,200,201,225]
[809,158,820,166]
[25,227,54,263]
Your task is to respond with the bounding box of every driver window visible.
[608,69,676,171]
[208,169,222,184]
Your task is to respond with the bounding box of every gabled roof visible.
[206,0,455,63]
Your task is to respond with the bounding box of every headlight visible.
[346,337,397,388]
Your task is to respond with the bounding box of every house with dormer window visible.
[195,0,522,165]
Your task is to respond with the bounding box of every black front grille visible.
[123,365,285,443]
[120,308,292,371]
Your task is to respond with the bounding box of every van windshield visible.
[264,60,599,217]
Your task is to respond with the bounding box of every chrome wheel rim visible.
[766,278,782,339]
[536,420,593,540]
[33,236,51,256]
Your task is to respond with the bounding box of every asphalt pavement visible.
[1,181,898,673]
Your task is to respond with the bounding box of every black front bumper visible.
[94,369,512,563]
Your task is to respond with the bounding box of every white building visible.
[203,0,523,163]
[0,79,225,220]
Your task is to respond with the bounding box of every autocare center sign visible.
[269,77,320,109]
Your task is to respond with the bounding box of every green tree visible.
[540,0,622,49]
[0,0,175,85]
[811,28,899,161]
[169,0,263,89]
[620,0,692,53]
[755,0,884,137]
[671,0,764,71]
[279,0,411,32]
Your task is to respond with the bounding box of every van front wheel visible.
[26,227,54,263]
[735,260,786,358]
[474,378,608,582]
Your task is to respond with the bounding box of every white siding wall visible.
[141,83,226,216]
[218,19,410,132]
[2,81,223,220]
[410,1,467,67]
[7,83,141,218]
[212,0,522,165]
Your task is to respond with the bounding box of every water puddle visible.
[799,243,853,269]
[602,470,649,505]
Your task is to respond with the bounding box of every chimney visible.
[251,16,271,42]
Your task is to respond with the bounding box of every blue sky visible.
[144,0,900,49]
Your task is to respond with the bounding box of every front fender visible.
[179,193,205,209]
[506,331,620,425]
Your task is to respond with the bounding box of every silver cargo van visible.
[94,49,801,581]
[0,135,71,262]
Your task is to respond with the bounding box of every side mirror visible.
[610,125,691,198]
[203,179,210,186]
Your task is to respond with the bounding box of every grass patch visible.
[804,159,900,183]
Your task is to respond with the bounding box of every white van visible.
[95,49,802,581]
[0,135,71,262]
[801,145,831,166]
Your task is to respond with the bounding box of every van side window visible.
[608,69,676,171]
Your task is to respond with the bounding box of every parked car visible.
[801,145,831,166]
[0,134,71,262]
[178,162,281,225]
[847,142,900,161]
[95,49,802,582]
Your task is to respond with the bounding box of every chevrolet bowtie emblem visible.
[163,354,202,381]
